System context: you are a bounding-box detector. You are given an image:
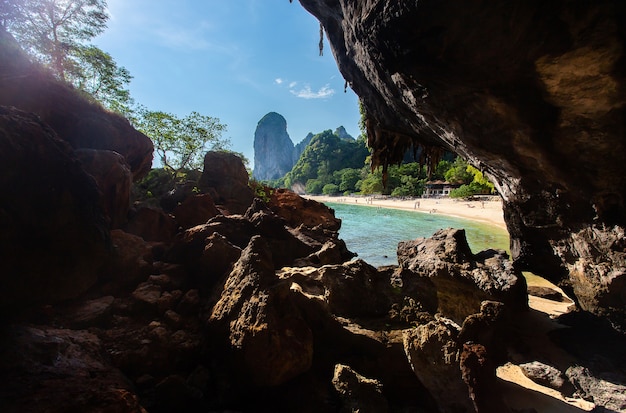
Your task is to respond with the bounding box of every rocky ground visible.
[1,131,625,411]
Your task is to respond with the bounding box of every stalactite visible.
[319,22,324,56]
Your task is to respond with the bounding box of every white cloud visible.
[289,81,297,88]
[275,78,284,84]
[290,84,335,99]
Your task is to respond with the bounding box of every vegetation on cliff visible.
[265,127,493,198]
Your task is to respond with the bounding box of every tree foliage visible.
[5,0,107,79]
[3,0,132,113]
[136,108,229,173]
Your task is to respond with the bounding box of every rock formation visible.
[252,112,295,181]
[252,111,355,182]
[297,0,626,330]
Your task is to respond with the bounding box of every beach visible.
[304,195,506,229]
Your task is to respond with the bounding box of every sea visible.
[326,202,510,267]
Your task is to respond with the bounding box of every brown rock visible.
[76,148,132,229]
[198,151,254,214]
[173,193,221,229]
[269,188,342,231]
[0,106,109,306]
[209,236,313,387]
[125,206,179,242]
[460,343,511,413]
[282,259,391,318]
[0,326,145,413]
[332,364,389,413]
[62,295,116,329]
[103,230,154,293]
[197,233,242,286]
[398,228,527,324]
[403,318,474,413]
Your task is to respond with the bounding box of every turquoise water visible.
[327,202,510,267]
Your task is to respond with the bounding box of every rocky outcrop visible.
[76,148,132,229]
[0,326,146,413]
[0,107,109,306]
[208,236,314,387]
[297,0,626,329]
[252,112,295,181]
[269,188,342,231]
[332,364,389,413]
[397,228,527,323]
[198,151,254,215]
[403,318,474,413]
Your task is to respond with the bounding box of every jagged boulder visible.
[125,206,179,243]
[554,226,626,331]
[269,188,342,231]
[460,343,511,413]
[397,228,527,323]
[76,148,132,229]
[252,112,295,181]
[198,151,254,214]
[280,259,391,318]
[173,193,221,229]
[0,106,109,306]
[332,364,389,413]
[403,318,474,413]
[208,236,313,387]
[0,326,145,413]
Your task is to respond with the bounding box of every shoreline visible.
[304,195,507,230]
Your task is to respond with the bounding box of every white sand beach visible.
[304,195,506,229]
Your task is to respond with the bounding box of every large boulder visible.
[0,326,145,413]
[397,228,527,324]
[208,236,314,387]
[198,151,254,214]
[0,107,109,306]
[76,148,132,229]
[269,188,342,231]
[403,319,474,413]
[297,0,626,330]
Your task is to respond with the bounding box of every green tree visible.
[4,0,133,114]
[339,168,361,192]
[444,157,473,184]
[136,108,228,173]
[305,178,324,194]
[5,0,108,81]
[71,44,133,113]
[322,183,339,195]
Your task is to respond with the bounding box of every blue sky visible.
[94,0,361,168]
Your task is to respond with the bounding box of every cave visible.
[2,1,626,412]
[299,0,626,332]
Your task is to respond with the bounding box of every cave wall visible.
[298,0,626,329]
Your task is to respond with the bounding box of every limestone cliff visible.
[298,0,626,330]
[252,111,354,181]
[252,112,295,181]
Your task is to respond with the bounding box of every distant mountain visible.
[334,126,354,141]
[293,132,313,165]
[253,111,355,182]
[252,112,295,181]
[283,129,369,188]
